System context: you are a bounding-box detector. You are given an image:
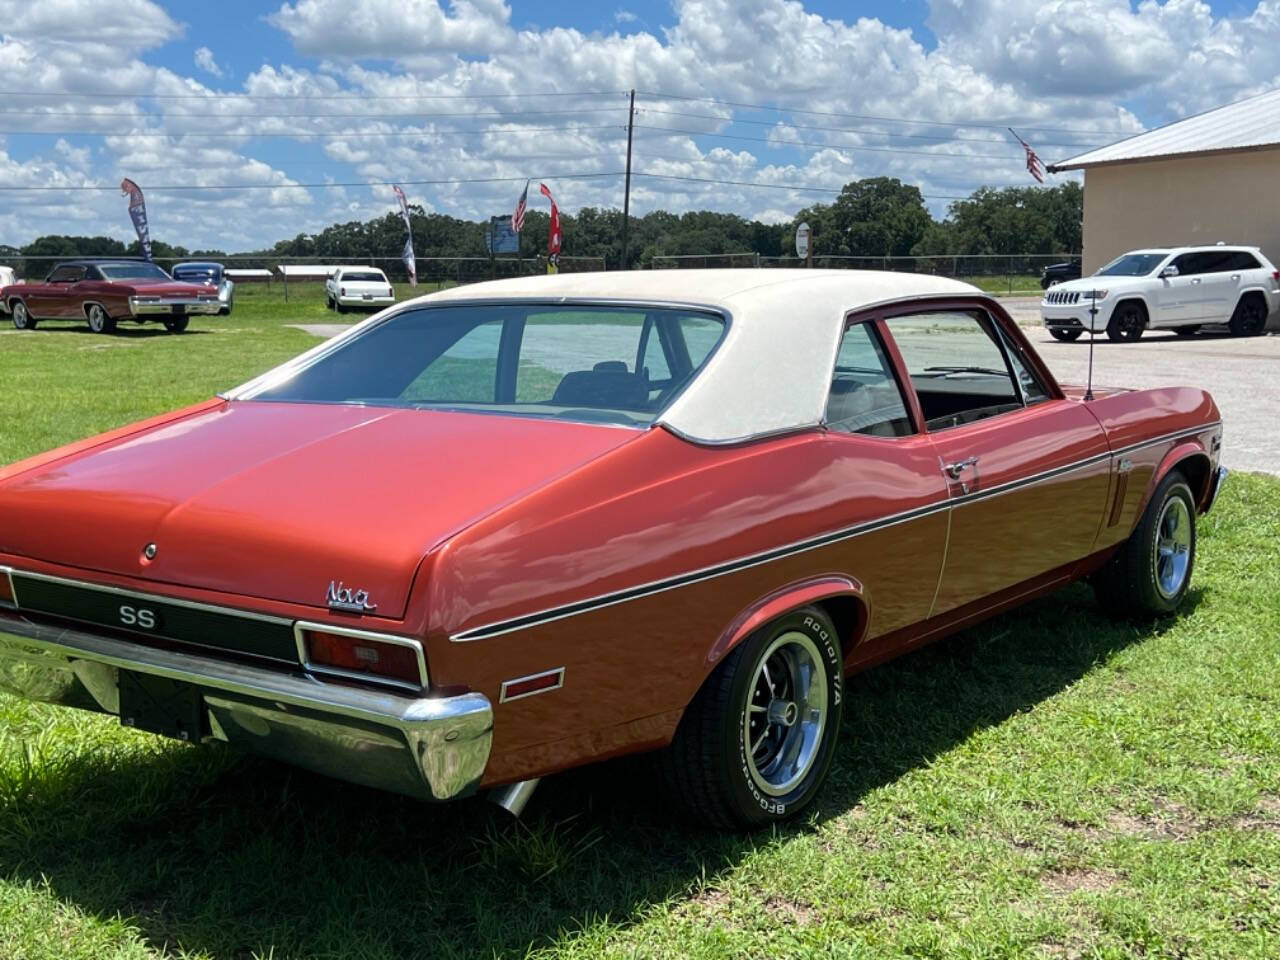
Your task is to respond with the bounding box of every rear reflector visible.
[299,625,426,689]
[0,570,13,607]
[499,668,565,703]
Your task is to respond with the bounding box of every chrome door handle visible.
[946,456,979,478]
[1190,278,1201,284]
[1231,274,1241,280]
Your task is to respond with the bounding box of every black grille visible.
[1045,290,1081,304]
[10,574,299,664]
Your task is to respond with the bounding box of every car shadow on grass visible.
[17,325,212,338]
[0,582,1202,960]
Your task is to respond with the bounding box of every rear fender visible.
[706,575,867,670]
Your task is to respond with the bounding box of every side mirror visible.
[1160,265,1179,278]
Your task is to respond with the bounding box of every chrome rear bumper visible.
[128,297,223,316]
[0,610,493,801]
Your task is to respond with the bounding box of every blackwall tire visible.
[1093,470,1197,618]
[10,300,35,330]
[1049,325,1083,342]
[1228,295,1267,337]
[163,316,189,333]
[86,303,116,334]
[1106,302,1146,342]
[658,606,844,830]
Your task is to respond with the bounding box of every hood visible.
[1048,274,1149,296]
[0,402,638,618]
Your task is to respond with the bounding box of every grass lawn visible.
[1,287,1278,959]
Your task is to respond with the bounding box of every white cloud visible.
[268,0,514,58]
[0,0,179,53]
[615,9,638,23]
[194,46,224,78]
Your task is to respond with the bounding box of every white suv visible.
[1041,245,1279,342]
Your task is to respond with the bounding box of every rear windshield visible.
[99,263,172,280]
[248,304,727,427]
[174,265,221,280]
[1095,253,1166,277]
[340,271,386,283]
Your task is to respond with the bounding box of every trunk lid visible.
[0,402,638,618]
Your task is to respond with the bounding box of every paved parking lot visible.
[1003,298,1279,474]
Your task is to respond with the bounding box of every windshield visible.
[99,263,173,280]
[248,304,727,427]
[341,271,386,283]
[174,265,221,281]
[1095,253,1166,277]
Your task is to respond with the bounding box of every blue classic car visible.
[172,262,234,315]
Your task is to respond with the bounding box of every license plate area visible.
[119,671,204,742]
[171,305,185,315]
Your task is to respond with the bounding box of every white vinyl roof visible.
[277,264,350,278]
[1050,86,1280,171]
[225,268,272,279]
[418,269,980,443]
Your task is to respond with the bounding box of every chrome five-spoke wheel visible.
[1154,495,1192,600]
[744,631,828,797]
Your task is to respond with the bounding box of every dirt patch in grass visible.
[1042,867,1121,895]
[764,895,819,926]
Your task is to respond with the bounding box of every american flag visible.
[512,179,530,233]
[1009,128,1046,184]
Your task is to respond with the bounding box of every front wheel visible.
[1048,324,1083,342]
[1093,470,1197,617]
[658,606,844,830]
[10,300,36,330]
[1106,302,1146,342]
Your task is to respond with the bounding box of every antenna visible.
[1084,288,1097,402]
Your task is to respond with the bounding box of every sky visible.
[0,0,1277,252]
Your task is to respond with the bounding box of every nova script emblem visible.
[326,581,377,614]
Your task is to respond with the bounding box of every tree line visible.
[5,178,1081,280]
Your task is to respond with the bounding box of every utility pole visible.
[620,88,635,270]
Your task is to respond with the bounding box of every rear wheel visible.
[1173,324,1201,337]
[1106,301,1146,342]
[1228,294,1267,337]
[163,316,189,333]
[10,300,36,330]
[86,303,116,334]
[1093,470,1197,617]
[658,606,844,830]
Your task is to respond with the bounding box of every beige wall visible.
[1080,147,1280,274]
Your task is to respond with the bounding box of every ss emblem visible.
[119,605,157,630]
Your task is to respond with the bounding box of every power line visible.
[634,125,1022,161]
[633,171,971,199]
[638,107,1106,149]
[0,106,628,121]
[637,89,1134,137]
[0,171,626,192]
[0,89,627,102]
[0,123,626,139]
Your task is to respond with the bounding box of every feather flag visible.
[540,182,561,274]
[1008,128,1046,184]
[119,178,152,261]
[512,179,530,233]
[392,184,417,286]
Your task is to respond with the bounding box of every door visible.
[1154,253,1205,326]
[879,307,1112,615]
[1187,250,1238,322]
[42,264,85,318]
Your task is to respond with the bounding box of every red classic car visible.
[1,259,223,333]
[0,271,1225,829]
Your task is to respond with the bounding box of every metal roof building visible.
[1047,87,1280,277]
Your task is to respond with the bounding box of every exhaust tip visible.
[489,778,540,818]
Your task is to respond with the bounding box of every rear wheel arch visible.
[704,575,866,673]
[1229,290,1269,336]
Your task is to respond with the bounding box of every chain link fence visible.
[650,252,1078,294]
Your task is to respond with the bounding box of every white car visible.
[325,266,395,313]
[1041,245,1279,342]
[0,266,16,288]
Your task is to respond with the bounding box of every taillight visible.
[1272,270,1279,281]
[0,571,14,607]
[298,625,426,689]
[387,287,394,297]
[340,286,346,296]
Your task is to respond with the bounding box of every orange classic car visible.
[0,270,1225,829]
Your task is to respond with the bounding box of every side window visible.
[84,266,104,281]
[400,319,501,403]
[1227,251,1261,271]
[48,266,83,283]
[1195,251,1233,274]
[1171,253,1205,276]
[825,322,913,437]
[882,311,1023,431]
